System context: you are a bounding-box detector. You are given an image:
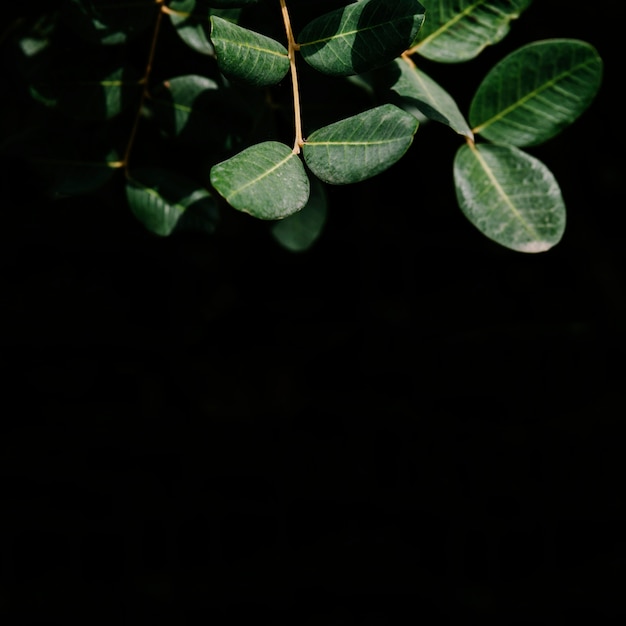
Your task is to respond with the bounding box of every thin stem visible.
[280,0,304,154]
[123,0,165,176]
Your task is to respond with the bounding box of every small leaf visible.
[62,0,156,46]
[271,178,328,252]
[168,0,242,56]
[454,143,565,253]
[210,16,290,87]
[374,58,473,138]
[414,0,533,62]
[303,104,418,185]
[126,168,218,236]
[298,0,425,77]
[470,39,603,147]
[210,142,310,219]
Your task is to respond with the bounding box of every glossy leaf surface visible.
[303,104,418,185]
[210,16,289,87]
[210,142,310,219]
[298,0,425,77]
[414,0,532,62]
[126,168,218,236]
[454,143,565,253]
[470,39,603,147]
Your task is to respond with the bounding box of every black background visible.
[1,1,625,623]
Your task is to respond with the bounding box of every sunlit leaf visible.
[298,0,425,77]
[414,0,533,62]
[210,142,310,219]
[210,16,290,87]
[62,0,157,45]
[271,178,328,252]
[303,104,418,185]
[126,168,218,236]
[470,39,603,147]
[454,142,565,253]
[373,58,473,138]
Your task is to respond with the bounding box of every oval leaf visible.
[271,178,328,252]
[454,143,565,253]
[210,142,310,219]
[414,0,532,62]
[375,58,473,138]
[303,104,418,185]
[298,0,425,77]
[470,39,603,147]
[210,16,289,87]
[126,168,218,236]
[168,0,242,56]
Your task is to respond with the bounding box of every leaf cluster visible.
[1,0,603,252]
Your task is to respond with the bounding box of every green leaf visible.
[298,0,425,77]
[470,39,603,147]
[414,0,533,62]
[210,16,290,87]
[303,104,418,185]
[126,168,218,236]
[271,178,328,252]
[62,0,157,46]
[168,0,242,56]
[374,58,473,138]
[454,143,565,253]
[210,142,310,219]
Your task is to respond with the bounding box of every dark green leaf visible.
[210,16,290,87]
[298,0,425,77]
[211,142,310,219]
[126,168,218,236]
[303,104,418,185]
[62,0,157,45]
[414,0,533,62]
[271,178,328,252]
[470,39,603,147]
[454,143,565,253]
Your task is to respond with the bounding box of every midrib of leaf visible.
[305,138,407,146]
[227,154,295,198]
[417,0,486,48]
[469,143,540,240]
[472,57,595,135]
[218,39,288,58]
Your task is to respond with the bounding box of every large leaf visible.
[62,0,157,45]
[303,104,418,185]
[126,168,218,236]
[469,39,603,147]
[210,142,310,219]
[298,0,425,77]
[374,58,473,138]
[454,143,565,253]
[168,0,242,56]
[414,0,533,62]
[271,178,328,252]
[209,16,290,87]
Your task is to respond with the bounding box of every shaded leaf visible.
[62,0,157,45]
[414,0,532,62]
[271,178,328,252]
[373,58,472,138]
[454,142,565,253]
[210,16,289,87]
[126,168,218,236]
[470,39,603,147]
[298,0,425,77]
[210,142,310,219]
[303,104,418,185]
[168,0,242,56]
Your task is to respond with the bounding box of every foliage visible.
[1,0,603,253]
